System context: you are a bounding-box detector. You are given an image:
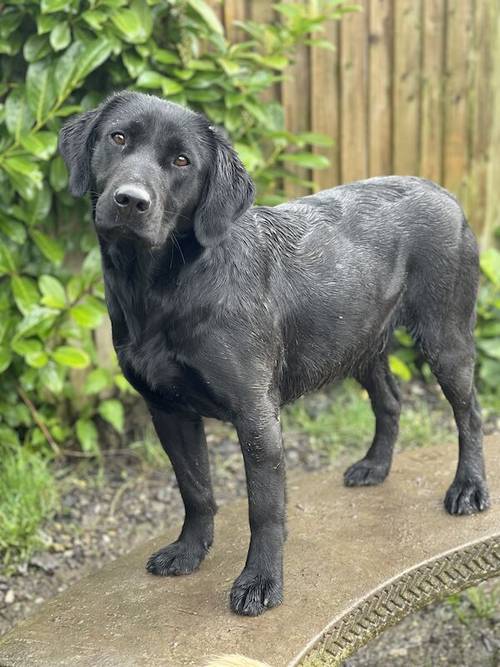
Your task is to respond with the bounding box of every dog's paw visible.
[343,458,390,487]
[444,477,490,515]
[146,541,206,576]
[230,569,283,616]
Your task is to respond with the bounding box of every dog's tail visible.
[203,655,272,667]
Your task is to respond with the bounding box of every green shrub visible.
[0,0,354,454]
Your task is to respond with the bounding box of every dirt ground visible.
[0,385,499,665]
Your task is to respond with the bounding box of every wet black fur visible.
[59,91,490,617]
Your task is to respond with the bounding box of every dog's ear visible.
[58,108,102,197]
[194,127,255,247]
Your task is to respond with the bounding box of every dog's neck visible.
[98,231,201,344]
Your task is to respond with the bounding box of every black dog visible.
[59,91,489,616]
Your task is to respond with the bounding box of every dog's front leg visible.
[230,410,286,616]
[146,406,217,576]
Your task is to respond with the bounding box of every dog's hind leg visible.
[344,355,401,487]
[421,327,489,515]
[410,223,489,515]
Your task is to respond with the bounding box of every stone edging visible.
[295,536,500,666]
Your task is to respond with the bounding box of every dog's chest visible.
[118,331,225,418]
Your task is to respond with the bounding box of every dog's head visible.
[59,91,255,248]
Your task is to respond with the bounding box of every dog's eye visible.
[173,155,190,167]
[111,132,126,146]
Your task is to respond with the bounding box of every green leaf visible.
[255,54,288,70]
[4,88,35,140]
[27,61,58,123]
[136,71,184,95]
[6,169,40,201]
[56,39,112,98]
[4,157,41,178]
[70,297,105,328]
[11,275,40,315]
[98,399,124,433]
[84,368,111,395]
[152,47,180,65]
[298,132,334,147]
[15,307,58,340]
[11,338,42,356]
[30,230,64,264]
[20,132,58,160]
[0,348,12,374]
[280,153,330,169]
[0,215,26,244]
[50,23,71,51]
[1,11,23,39]
[0,238,17,274]
[477,339,500,361]
[49,156,68,191]
[76,418,99,454]
[389,354,412,381]
[24,34,51,62]
[52,346,90,369]
[25,187,52,224]
[40,362,65,393]
[218,58,241,76]
[39,275,66,309]
[37,14,59,35]
[135,70,164,88]
[480,248,500,287]
[81,247,102,285]
[187,0,224,35]
[234,142,263,171]
[82,9,109,31]
[114,373,135,394]
[75,37,113,83]
[122,50,146,78]
[26,350,49,368]
[41,0,71,13]
[187,88,221,102]
[111,0,152,44]
[479,358,500,389]
[67,276,83,302]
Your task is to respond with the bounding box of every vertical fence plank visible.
[468,2,495,238]
[420,0,445,183]
[368,0,392,176]
[282,0,311,198]
[340,1,369,183]
[484,6,500,247]
[393,0,422,175]
[311,17,340,189]
[442,0,473,199]
[223,0,247,42]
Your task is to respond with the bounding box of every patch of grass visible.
[282,381,375,459]
[0,447,58,571]
[282,380,455,460]
[446,584,499,625]
[128,426,172,470]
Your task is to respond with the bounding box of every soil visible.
[0,383,499,666]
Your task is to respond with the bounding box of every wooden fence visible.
[209,0,500,245]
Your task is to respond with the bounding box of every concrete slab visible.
[1,437,499,667]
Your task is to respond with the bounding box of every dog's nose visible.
[113,185,151,213]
